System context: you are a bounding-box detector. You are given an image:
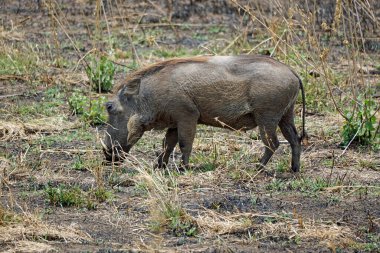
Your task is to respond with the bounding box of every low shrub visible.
[68,91,107,125]
[86,55,115,93]
[341,92,379,149]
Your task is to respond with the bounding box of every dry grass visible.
[260,218,356,248]
[0,211,91,252]
[0,218,91,243]
[0,117,80,141]
[196,209,255,235]
[196,209,356,247]
[0,26,24,41]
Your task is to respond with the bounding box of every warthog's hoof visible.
[154,161,167,169]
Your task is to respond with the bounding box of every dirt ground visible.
[0,1,379,252]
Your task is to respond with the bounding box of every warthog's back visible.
[140,55,300,129]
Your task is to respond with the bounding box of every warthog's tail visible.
[298,75,307,142]
[291,70,308,143]
[300,78,307,141]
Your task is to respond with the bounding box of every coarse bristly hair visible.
[115,56,210,92]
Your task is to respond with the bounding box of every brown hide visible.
[104,55,306,172]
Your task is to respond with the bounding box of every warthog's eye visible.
[105,101,114,113]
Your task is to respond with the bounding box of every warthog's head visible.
[102,98,129,161]
[102,83,141,162]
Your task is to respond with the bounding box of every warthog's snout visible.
[102,146,125,162]
[101,135,126,162]
[103,147,113,162]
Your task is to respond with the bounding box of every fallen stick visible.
[324,185,380,191]
[0,93,23,99]
[0,74,28,81]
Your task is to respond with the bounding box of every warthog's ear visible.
[122,80,140,96]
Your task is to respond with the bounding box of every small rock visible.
[358,65,380,75]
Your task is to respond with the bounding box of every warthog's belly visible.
[198,112,257,131]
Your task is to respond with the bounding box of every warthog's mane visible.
[115,56,209,92]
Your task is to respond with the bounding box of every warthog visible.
[102,55,306,172]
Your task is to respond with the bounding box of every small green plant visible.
[14,87,65,120]
[37,128,94,149]
[341,93,379,149]
[161,204,198,237]
[86,55,115,93]
[132,181,148,195]
[0,44,39,75]
[16,102,61,119]
[44,184,110,209]
[71,155,86,171]
[275,157,289,173]
[265,178,287,191]
[45,185,85,207]
[190,149,219,172]
[133,163,197,237]
[68,91,107,125]
[0,206,22,225]
[289,177,330,193]
[264,216,278,224]
[249,195,259,207]
[68,91,89,115]
[208,25,226,34]
[350,233,380,252]
[265,177,335,195]
[83,96,107,125]
[358,159,377,171]
[91,187,114,203]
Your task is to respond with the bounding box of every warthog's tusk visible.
[100,139,111,155]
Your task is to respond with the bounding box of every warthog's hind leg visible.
[257,118,280,169]
[279,107,301,172]
[177,120,197,169]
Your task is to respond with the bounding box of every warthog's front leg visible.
[156,128,178,168]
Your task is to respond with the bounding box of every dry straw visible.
[0,117,80,141]
[196,209,356,248]
[0,212,92,252]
